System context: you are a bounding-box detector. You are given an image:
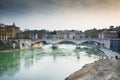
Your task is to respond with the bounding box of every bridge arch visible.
[79,39,104,45]
[32,40,48,45]
[39,41,48,44]
[80,40,102,45]
[58,40,76,45]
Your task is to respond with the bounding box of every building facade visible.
[85,28,99,38]
[0,23,20,40]
[98,29,118,39]
[56,30,85,39]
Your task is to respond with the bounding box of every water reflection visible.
[0,52,20,77]
[0,44,106,80]
[74,49,81,59]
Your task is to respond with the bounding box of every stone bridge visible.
[32,38,111,48]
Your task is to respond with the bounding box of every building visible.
[72,30,85,39]
[68,30,76,39]
[85,28,99,38]
[99,30,118,39]
[56,30,68,39]
[16,30,33,39]
[56,30,85,39]
[0,23,20,40]
[0,23,5,40]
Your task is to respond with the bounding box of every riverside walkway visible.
[99,48,120,60]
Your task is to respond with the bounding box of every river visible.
[0,44,106,80]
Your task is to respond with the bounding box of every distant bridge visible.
[32,38,111,48]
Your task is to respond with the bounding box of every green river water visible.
[0,44,106,80]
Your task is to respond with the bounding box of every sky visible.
[0,0,120,31]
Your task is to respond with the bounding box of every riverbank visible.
[0,48,42,53]
[65,59,120,80]
[0,49,32,53]
[0,49,21,53]
[99,48,120,59]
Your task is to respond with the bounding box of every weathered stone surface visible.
[65,59,120,80]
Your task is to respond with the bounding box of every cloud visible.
[1,0,120,31]
[0,0,28,15]
[1,0,120,15]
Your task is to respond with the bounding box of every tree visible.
[0,40,10,50]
